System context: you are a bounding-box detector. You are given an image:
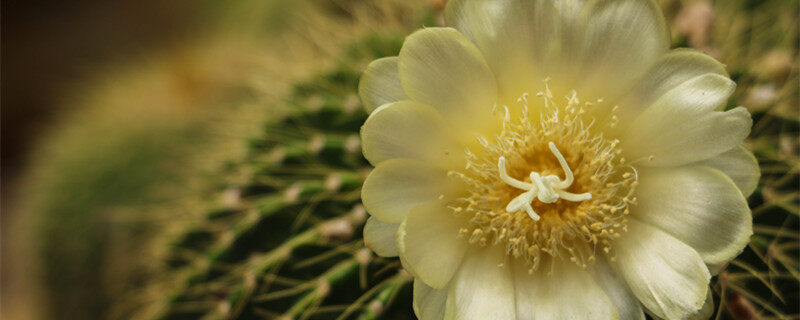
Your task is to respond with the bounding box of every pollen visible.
[448,84,637,271]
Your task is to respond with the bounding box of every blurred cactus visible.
[17,37,267,320]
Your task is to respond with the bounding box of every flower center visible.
[498,142,593,221]
[449,84,638,272]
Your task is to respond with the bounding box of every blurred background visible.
[3,0,200,318]
[2,0,798,319]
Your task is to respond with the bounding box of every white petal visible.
[444,0,560,103]
[575,0,670,100]
[444,247,515,320]
[616,49,728,124]
[634,166,752,265]
[398,27,497,132]
[398,202,469,289]
[694,145,760,197]
[358,57,408,113]
[360,101,463,167]
[614,220,710,320]
[363,217,399,257]
[413,280,448,320]
[362,159,463,223]
[589,259,646,320]
[622,74,751,166]
[514,259,619,319]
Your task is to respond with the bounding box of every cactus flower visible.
[358,0,759,319]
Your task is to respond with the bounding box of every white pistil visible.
[498,142,592,221]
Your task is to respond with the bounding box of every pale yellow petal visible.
[622,74,751,166]
[513,259,619,319]
[398,27,497,132]
[360,101,462,167]
[615,49,728,124]
[413,280,448,320]
[706,262,728,276]
[363,217,399,257]
[652,289,714,320]
[362,159,463,223]
[358,57,408,113]
[398,202,468,289]
[444,0,560,103]
[589,259,646,320]
[614,220,710,320]
[634,166,752,265]
[685,290,715,320]
[575,0,670,100]
[444,247,515,320]
[694,144,760,197]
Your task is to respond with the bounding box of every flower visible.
[358,0,759,319]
